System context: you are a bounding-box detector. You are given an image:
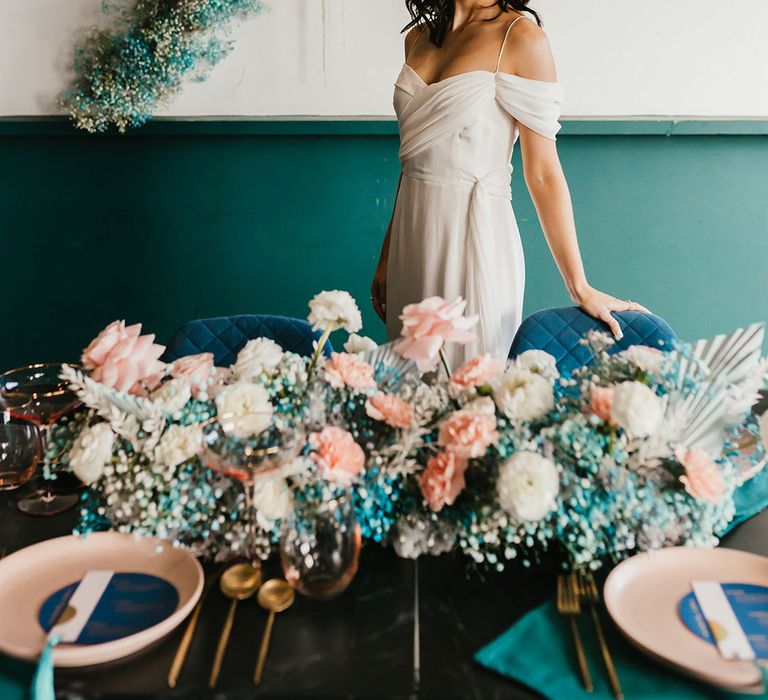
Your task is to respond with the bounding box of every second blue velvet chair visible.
[508,306,677,376]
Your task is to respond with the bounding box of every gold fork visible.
[577,571,624,700]
[557,573,593,692]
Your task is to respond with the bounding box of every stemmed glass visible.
[0,364,82,515]
[201,416,304,565]
[0,418,42,491]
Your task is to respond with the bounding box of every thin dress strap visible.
[405,25,427,63]
[494,15,528,72]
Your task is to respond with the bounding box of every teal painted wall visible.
[0,122,766,371]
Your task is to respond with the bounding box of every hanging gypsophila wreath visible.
[60,0,266,133]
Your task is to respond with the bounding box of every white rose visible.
[760,412,768,453]
[251,472,293,523]
[151,378,192,415]
[497,451,559,522]
[69,423,115,485]
[493,367,554,422]
[343,333,377,355]
[515,350,559,380]
[215,382,273,438]
[619,345,665,375]
[233,338,284,381]
[611,381,664,437]
[155,424,202,470]
[463,396,497,415]
[308,290,362,333]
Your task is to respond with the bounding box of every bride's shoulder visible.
[496,14,557,82]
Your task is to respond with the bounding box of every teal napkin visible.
[475,600,759,699]
[728,467,768,533]
[0,656,34,700]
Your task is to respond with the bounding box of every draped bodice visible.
[394,63,564,190]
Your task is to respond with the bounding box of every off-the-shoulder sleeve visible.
[494,73,564,140]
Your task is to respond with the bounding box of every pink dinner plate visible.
[0,532,203,667]
[604,547,768,691]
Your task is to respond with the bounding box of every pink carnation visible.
[589,387,616,425]
[365,394,414,429]
[323,352,376,392]
[676,446,725,504]
[171,353,226,397]
[419,451,468,512]
[438,410,499,460]
[310,426,365,487]
[450,354,504,394]
[82,320,165,395]
[393,296,478,372]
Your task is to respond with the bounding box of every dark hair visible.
[404,1,541,47]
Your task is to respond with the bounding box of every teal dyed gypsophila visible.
[61,0,267,133]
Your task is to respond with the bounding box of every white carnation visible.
[619,345,665,375]
[215,382,273,438]
[611,381,664,438]
[497,451,559,522]
[308,290,362,333]
[724,358,768,424]
[493,367,554,422]
[151,378,192,415]
[343,333,377,355]
[463,396,497,415]
[233,338,284,381]
[514,350,559,380]
[69,423,115,485]
[155,424,202,470]
[251,472,293,524]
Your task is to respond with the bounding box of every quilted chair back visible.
[163,314,333,367]
[508,307,677,376]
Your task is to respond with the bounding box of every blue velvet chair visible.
[163,314,333,367]
[508,307,677,376]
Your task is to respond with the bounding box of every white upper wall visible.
[2,0,767,118]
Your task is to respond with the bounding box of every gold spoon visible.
[253,579,295,685]
[208,563,262,689]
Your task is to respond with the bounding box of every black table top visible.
[1,488,767,700]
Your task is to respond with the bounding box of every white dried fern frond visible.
[376,424,430,477]
[664,323,766,453]
[60,364,158,421]
[362,341,420,382]
[61,364,168,453]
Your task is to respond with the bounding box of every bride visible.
[371,0,648,366]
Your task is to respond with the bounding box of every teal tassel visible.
[31,635,60,700]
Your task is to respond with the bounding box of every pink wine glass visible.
[0,363,82,515]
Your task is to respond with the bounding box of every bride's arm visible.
[371,174,401,322]
[503,21,649,339]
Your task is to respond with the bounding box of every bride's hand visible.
[572,284,650,340]
[370,259,387,323]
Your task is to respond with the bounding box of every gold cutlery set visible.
[557,571,623,699]
[168,562,295,689]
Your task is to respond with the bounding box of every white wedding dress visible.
[386,17,564,368]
